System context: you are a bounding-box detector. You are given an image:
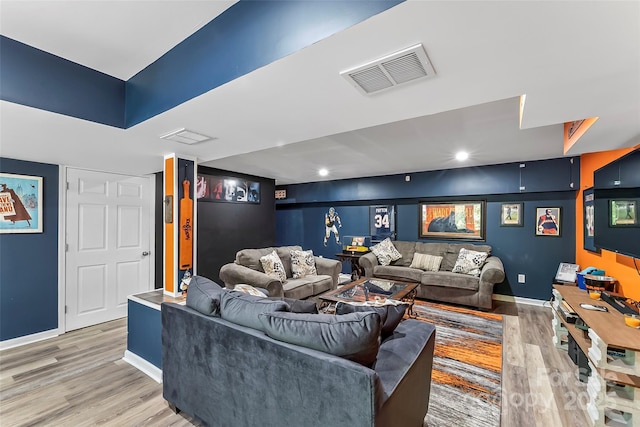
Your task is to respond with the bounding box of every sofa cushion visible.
[409,253,443,272]
[258,311,381,367]
[421,271,479,291]
[220,291,289,331]
[388,241,416,267]
[235,247,274,271]
[290,249,317,279]
[370,238,402,266]
[260,250,287,282]
[373,265,423,283]
[275,245,302,279]
[440,243,492,271]
[281,275,333,300]
[233,284,269,298]
[451,248,489,277]
[281,297,319,314]
[414,242,448,258]
[335,301,408,339]
[185,275,225,316]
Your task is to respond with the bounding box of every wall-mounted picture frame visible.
[0,172,43,233]
[609,199,637,227]
[500,202,523,227]
[196,174,260,204]
[535,207,561,236]
[419,200,485,240]
[583,188,598,252]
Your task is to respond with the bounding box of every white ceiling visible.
[1,0,639,185]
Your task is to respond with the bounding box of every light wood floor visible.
[0,300,590,427]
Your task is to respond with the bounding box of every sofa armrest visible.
[314,257,341,290]
[219,263,285,297]
[480,256,505,285]
[359,252,379,278]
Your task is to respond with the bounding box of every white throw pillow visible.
[259,250,287,282]
[370,238,402,266]
[233,284,268,298]
[409,253,443,272]
[290,249,317,279]
[451,248,489,277]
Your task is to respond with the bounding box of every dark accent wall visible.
[0,158,59,341]
[276,158,578,301]
[196,167,276,284]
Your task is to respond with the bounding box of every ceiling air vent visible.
[160,128,216,145]
[340,44,435,95]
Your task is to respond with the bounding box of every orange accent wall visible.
[576,147,640,300]
[164,157,175,293]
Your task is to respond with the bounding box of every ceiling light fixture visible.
[455,151,469,161]
[160,128,216,145]
[318,168,329,177]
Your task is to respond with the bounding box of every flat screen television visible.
[593,149,640,259]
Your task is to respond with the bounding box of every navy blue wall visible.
[128,301,162,368]
[276,158,578,301]
[0,158,59,341]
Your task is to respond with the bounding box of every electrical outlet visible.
[518,274,526,284]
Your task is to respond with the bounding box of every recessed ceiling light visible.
[318,168,329,177]
[455,151,469,161]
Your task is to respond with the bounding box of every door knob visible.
[142,251,150,256]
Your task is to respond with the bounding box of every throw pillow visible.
[259,250,287,282]
[233,284,268,298]
[185,275,225,317]
[451,248,489,277]
[259,311,381,367]
[220,291,289,332]
[409,252,443,272]
[370,238,402,266]
[335,301,408,339]
[279,297,319,314]
[290,249,317,279]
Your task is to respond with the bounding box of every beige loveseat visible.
[359,241,505,310]
[219,245,341,300]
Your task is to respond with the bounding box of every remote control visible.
[580,303,609,312]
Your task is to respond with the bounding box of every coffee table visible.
[319,278,418,316]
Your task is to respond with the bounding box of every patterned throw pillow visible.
[409,253,443,272]
[370,238,402,266]
[451,248,489,277]
[233,284,268,298]
[259,250,287,282]
[290,249,317,279]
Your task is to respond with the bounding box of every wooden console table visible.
[335,252,366,281]
[551,285,640,426]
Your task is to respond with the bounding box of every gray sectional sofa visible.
[162,276,436,427]
[219,245,341,299]
[359,241,505,310]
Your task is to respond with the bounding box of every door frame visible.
[58,166,156,333]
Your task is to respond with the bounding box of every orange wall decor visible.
[576,147,640,300]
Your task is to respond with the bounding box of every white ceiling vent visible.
[340,44,435,95]
[160,128,216,145]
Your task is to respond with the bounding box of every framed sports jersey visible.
[370,205,395,242]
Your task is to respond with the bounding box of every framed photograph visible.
[535,207,561,236]
[196,175,260,204]
[0,173,43,233]
[500,202,523,226]
[419,200,485,240]
[609,199,638,227]
[583,188,598,252]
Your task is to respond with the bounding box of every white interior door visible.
[65,168,151,331]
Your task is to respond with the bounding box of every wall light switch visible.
[518,274,526,283]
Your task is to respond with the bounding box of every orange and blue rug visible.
[410,300,503,427]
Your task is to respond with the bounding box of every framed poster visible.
[0,173,43,233]
[609,199,638,227]
[419,200,485,240]
[583,188,598,252]
[370,205,395,243]
[500,202,523,227]
[196,175,260,204]
[535,207,561,236]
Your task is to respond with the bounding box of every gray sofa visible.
[162,281,436,427]
[219,245,341,299]
[359,241,505,310]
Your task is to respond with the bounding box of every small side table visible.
[335,252,367,281]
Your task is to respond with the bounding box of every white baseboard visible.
[123,350,162,383]
[493,293,547,307]
[0,328,60,351]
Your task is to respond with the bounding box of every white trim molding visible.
[493,293,546,307]
[0,329,59,351]
[123,350,162,383]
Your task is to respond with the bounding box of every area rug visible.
[410,300,503,427]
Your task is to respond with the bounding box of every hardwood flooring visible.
[0,300,590,427]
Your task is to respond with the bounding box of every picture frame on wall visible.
[419,200,485,240]
[500,202,523,227]
[535,207,561,237]
[583,188,598,252]
[196,174,261,204]
[0,172,43,233]
[609,199,638,227]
